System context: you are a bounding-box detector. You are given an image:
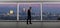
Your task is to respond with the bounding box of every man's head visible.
[29,7,32,10]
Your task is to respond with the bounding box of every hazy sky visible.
[0,4,41,15]
[19,4,41,13]
[0,4,17,13]
[0,4,60,14]
[43,4,60,14]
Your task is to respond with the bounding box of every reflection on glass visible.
[0,4,17,20]
[43,4,60,20]
[9,10,14,15]
[19,4,41,20]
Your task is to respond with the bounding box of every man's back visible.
[27,7,32,24]
[28,9,31,16]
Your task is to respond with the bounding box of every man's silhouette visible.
[58,17,60,20]
[27,7,32,24]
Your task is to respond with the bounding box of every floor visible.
[0,22,60,28]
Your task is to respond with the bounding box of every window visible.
[0,3,17,20]
[42,2,60,20]
[0,2,60,21]
[19,3,41,20]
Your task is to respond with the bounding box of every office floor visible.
[0,22,60,28]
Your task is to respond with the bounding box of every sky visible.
[0,4,41,15]
[43,4,60,14]
[0,4,17,14]
[19,4,41,14]
[0,4,60,15]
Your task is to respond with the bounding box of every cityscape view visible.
[0,4,17,20]
[0,3,60,20]
[19,4,41,20]
[42,4,60,20]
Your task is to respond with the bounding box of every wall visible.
[0,0,43,1]
[0,0,60,1]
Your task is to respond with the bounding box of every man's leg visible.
[29,18,32,24]
[27,19,28,24]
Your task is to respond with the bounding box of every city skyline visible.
[43,4,60,14]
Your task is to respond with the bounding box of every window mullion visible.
[17,3,19,21]
[41,3,43,21]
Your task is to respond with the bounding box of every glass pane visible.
[0,3,17,20]
[19,3,41,20]
[42,3,60,20]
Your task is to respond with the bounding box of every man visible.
[58,17,60,20]
[27,7,32,24]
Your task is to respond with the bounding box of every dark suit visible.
[58,17,60,20]
[27,9,32,24]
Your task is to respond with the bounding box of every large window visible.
[0,2,41,21]
[19,3,41,20]
[42,2,60,20]
[0,2,60,21]
[0,3,17,20]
